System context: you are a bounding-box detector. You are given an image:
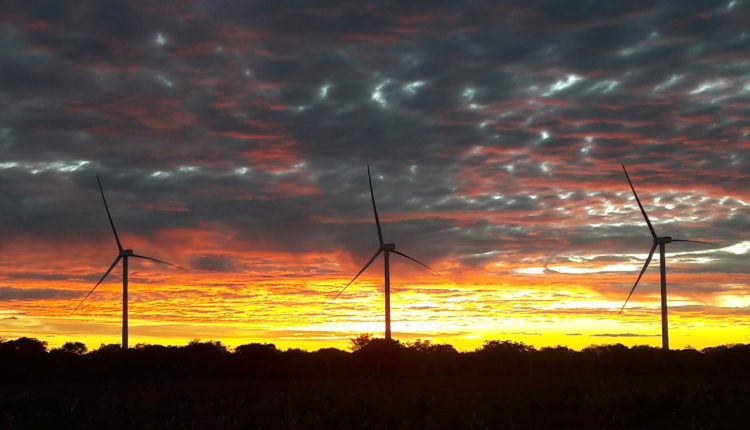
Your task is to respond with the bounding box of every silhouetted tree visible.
[0,337,49,381]
[407,339,458,355]
[1,336,749,383]
[279,348,312,376]
[94,343,122,353]
[479,340,535,354]
[404,339,459,375]
[352,337,406,375]
[471,340,535,374]
[349,333,373,351]
[702,343,750,375]
[0,336,48,354]
[185,339,228,355]
[313,347,350,376]
[235,342,279,357]
[234,342,281,375]
[536,345,576,375]
[581,343,629,356]
[178,340,229,376]
[355,337,403,355]
[56,341,88,355]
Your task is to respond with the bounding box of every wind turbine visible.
[619,163,711,350]
[70,176,178,350]
[331,166,435,341]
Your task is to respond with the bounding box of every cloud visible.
[590,333,660,338]
[0,287,80,301]
[190,254,238,272]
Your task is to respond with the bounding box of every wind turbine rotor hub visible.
[381,243,396,251]
[120,249,134,256]
[657,236,672,244]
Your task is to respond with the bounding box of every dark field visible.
[1,338,749,429]
[3,375,748,429]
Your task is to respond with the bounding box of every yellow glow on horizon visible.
[3,283,747,353]
[1,239,748,352]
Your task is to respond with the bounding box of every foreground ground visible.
[2,374,747,429]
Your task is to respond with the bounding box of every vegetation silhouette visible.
[3,336,750,382]
[1,336,749,429]
[56,341,88,355]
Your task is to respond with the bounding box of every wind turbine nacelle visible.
[381,243,396,251]
[120,249,135,256]
[657,237,673,244]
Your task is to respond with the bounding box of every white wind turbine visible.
[331,166,435,341]
[71,176,179,350]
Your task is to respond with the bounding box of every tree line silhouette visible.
[2,335,748,382]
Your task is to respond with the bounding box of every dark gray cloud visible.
[190,254,238,272]
[0,287,79,301]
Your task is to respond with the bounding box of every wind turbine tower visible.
[620,164,712,350]
[331,166,434,341]
[71,176,178,350]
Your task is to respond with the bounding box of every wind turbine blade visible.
[619,243,657,314]
[621,164,657,239]
[131,254,182,269]
[671,239,714,246]
[367,165,384,245]
[97,175,123,251]
[328,249,382,303]
[391,250,438,275]
[70,256,121,316]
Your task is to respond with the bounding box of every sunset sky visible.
[1,1,749,351]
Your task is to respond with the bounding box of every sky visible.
[1,0,749,351]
